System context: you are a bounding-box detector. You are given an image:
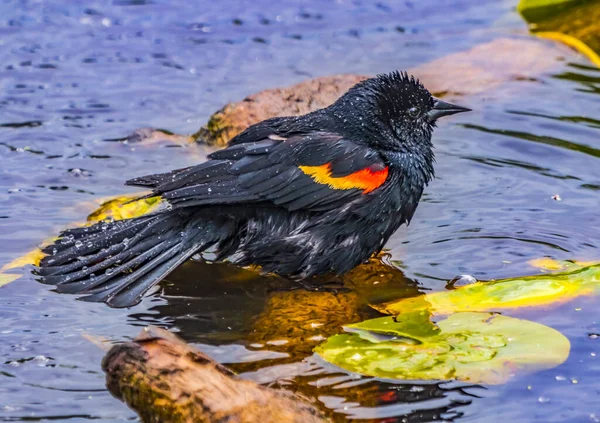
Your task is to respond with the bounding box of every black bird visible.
[37,71,470,308]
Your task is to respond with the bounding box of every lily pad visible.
[517,0,583,21]
[86,195,161,222]
[0,194,161,286]
[315,312,570,384]
[373,262,600,316]
[0,273,20,288]
[518,0,600,66]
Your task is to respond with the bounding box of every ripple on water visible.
[1,1,600,422]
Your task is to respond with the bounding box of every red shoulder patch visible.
[299,163,389,194]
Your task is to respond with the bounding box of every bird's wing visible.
[126,132,389,213]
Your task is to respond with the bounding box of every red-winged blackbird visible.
[37,71,470,308]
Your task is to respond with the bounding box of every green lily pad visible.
[517,0,583,21]
[518,0,600,66]
[315,312,570,384]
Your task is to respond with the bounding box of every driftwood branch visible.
[101,326,329,423]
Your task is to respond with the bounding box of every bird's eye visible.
[408,106,420,118]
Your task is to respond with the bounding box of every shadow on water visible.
[128,257,480,423]
[136,256,418,350]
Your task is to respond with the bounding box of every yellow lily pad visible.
[373,262,600,316]
[0,273,20,288]
[1,248,47,271]
[517,0,583,21]
[86,195,161,222]
[528,257,573,271]
[315,312,570,384]
[0,194,161,286]
[518,0,600,66]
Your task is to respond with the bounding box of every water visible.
[1,0,600,422]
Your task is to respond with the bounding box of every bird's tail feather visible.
[37,210,225,308]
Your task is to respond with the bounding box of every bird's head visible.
[329,71,470,154]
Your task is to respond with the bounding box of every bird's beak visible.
[427,97,471,122]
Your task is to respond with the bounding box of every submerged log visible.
[245,255,420,363]
[102,326,329,423]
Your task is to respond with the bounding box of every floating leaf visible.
[528,257,598,271]
[86,195,161,222]
[0,194,161,286]
[373,262,600,316]
[0,273,20,288]
[528,257,577,271]
[315,312,570,384]
[517,0,583,21]
[518,0,600,66]
[1,248,47,270]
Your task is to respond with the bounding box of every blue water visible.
[1,1,600,422]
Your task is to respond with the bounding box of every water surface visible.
[1,1,600,422]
